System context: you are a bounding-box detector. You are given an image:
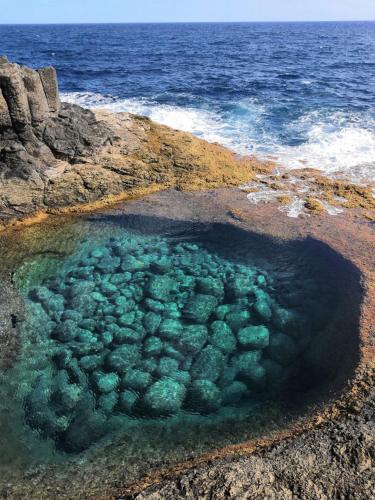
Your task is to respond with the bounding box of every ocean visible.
[1,22,375,182]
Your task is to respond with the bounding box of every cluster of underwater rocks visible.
[25,234,308,453]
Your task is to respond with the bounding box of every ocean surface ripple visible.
[1,22,375,182]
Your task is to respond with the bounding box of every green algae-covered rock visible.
[237,325,270,350]
[143,336,164,357]
[196,277,224,299]
[150,258,171,274]
[254,299,272,321]
[179,274,196,291]
[121,369,152,392]
[138,357,158,374]
[52,320,79,342]
[119,390,138,414]
[144,298,165,313]
[77,329,98,344]
[91,247,110,259]
[105,344,140,373]
[210,321,237,354]
[221,381,248,405]
[169,369,191,385]
[115,298,136,314]
[100,282,118,296]
[66,358,88,386]
[267,333,297,366]
[157,356,179,377]
[178,324,208,354]
[100,331,114,346]
[232,350,262,377]
[79,318,96,331]
[79,354,103,372]
[240,363,266,389]
[142,377,186,416]
[158,319,183,340]
[92,372,119,394]
[226,275,254,299]
[68,281,96,298]
[121,255,145,272]
[226,310,250,332]
[57,383,83,411]
[110,272,130,285]
[183,294,218,323]
[233,351,265,387]
[114,326,143,345]
[97,391,118,413]
[52,348,73,369]
[214,304,231,321]
[146,275,174,302]
[163,344,184,361]
[191,346,225,382]
[143,312,162,334]
[118,311,136,327]
[70,294,97,318]
[217,365,238,388]
[163,302,181,319]
[186,379,222,413]
[96,256,121,274]
[62,309,83,322]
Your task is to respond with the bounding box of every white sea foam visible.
[62,92,375,184]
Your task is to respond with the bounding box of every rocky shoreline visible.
[0,56,271,228]
[0,58,374,499]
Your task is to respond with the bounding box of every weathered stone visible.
[97,391,118,413]
[226,310,251,332]
[142,377,186,416]
[237,325,270,350]
[254,299,272,321]
[178,324,208,354]
[191,346,226,382]
[105,344,140,373]
[158,319,183,340]
[121,369,152,391]
[92,371,119,394]
[143,312,162,334]
[157,356,179,377]
[196,277,224,299]
[210,321,237,353]
[186,379,222,413]
[119,390,138,414]
[52,320,79,342]
[183,294,218,323]
[143,336,164,357]
[37,66,60,113]
[146,275,174,302]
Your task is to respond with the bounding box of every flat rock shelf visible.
[0,204,361,496]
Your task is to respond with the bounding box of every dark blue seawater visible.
[1,22,375,180]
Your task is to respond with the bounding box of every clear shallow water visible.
[1,22,374,182]
[0,214,360,481]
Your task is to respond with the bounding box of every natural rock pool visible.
[0,207,361,494]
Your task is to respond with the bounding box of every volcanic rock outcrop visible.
[0,57,262,224]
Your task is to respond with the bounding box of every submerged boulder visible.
[237,325,270,350]
[142,377,186,416]
[186,379,222,413]
[183,294,218,323]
